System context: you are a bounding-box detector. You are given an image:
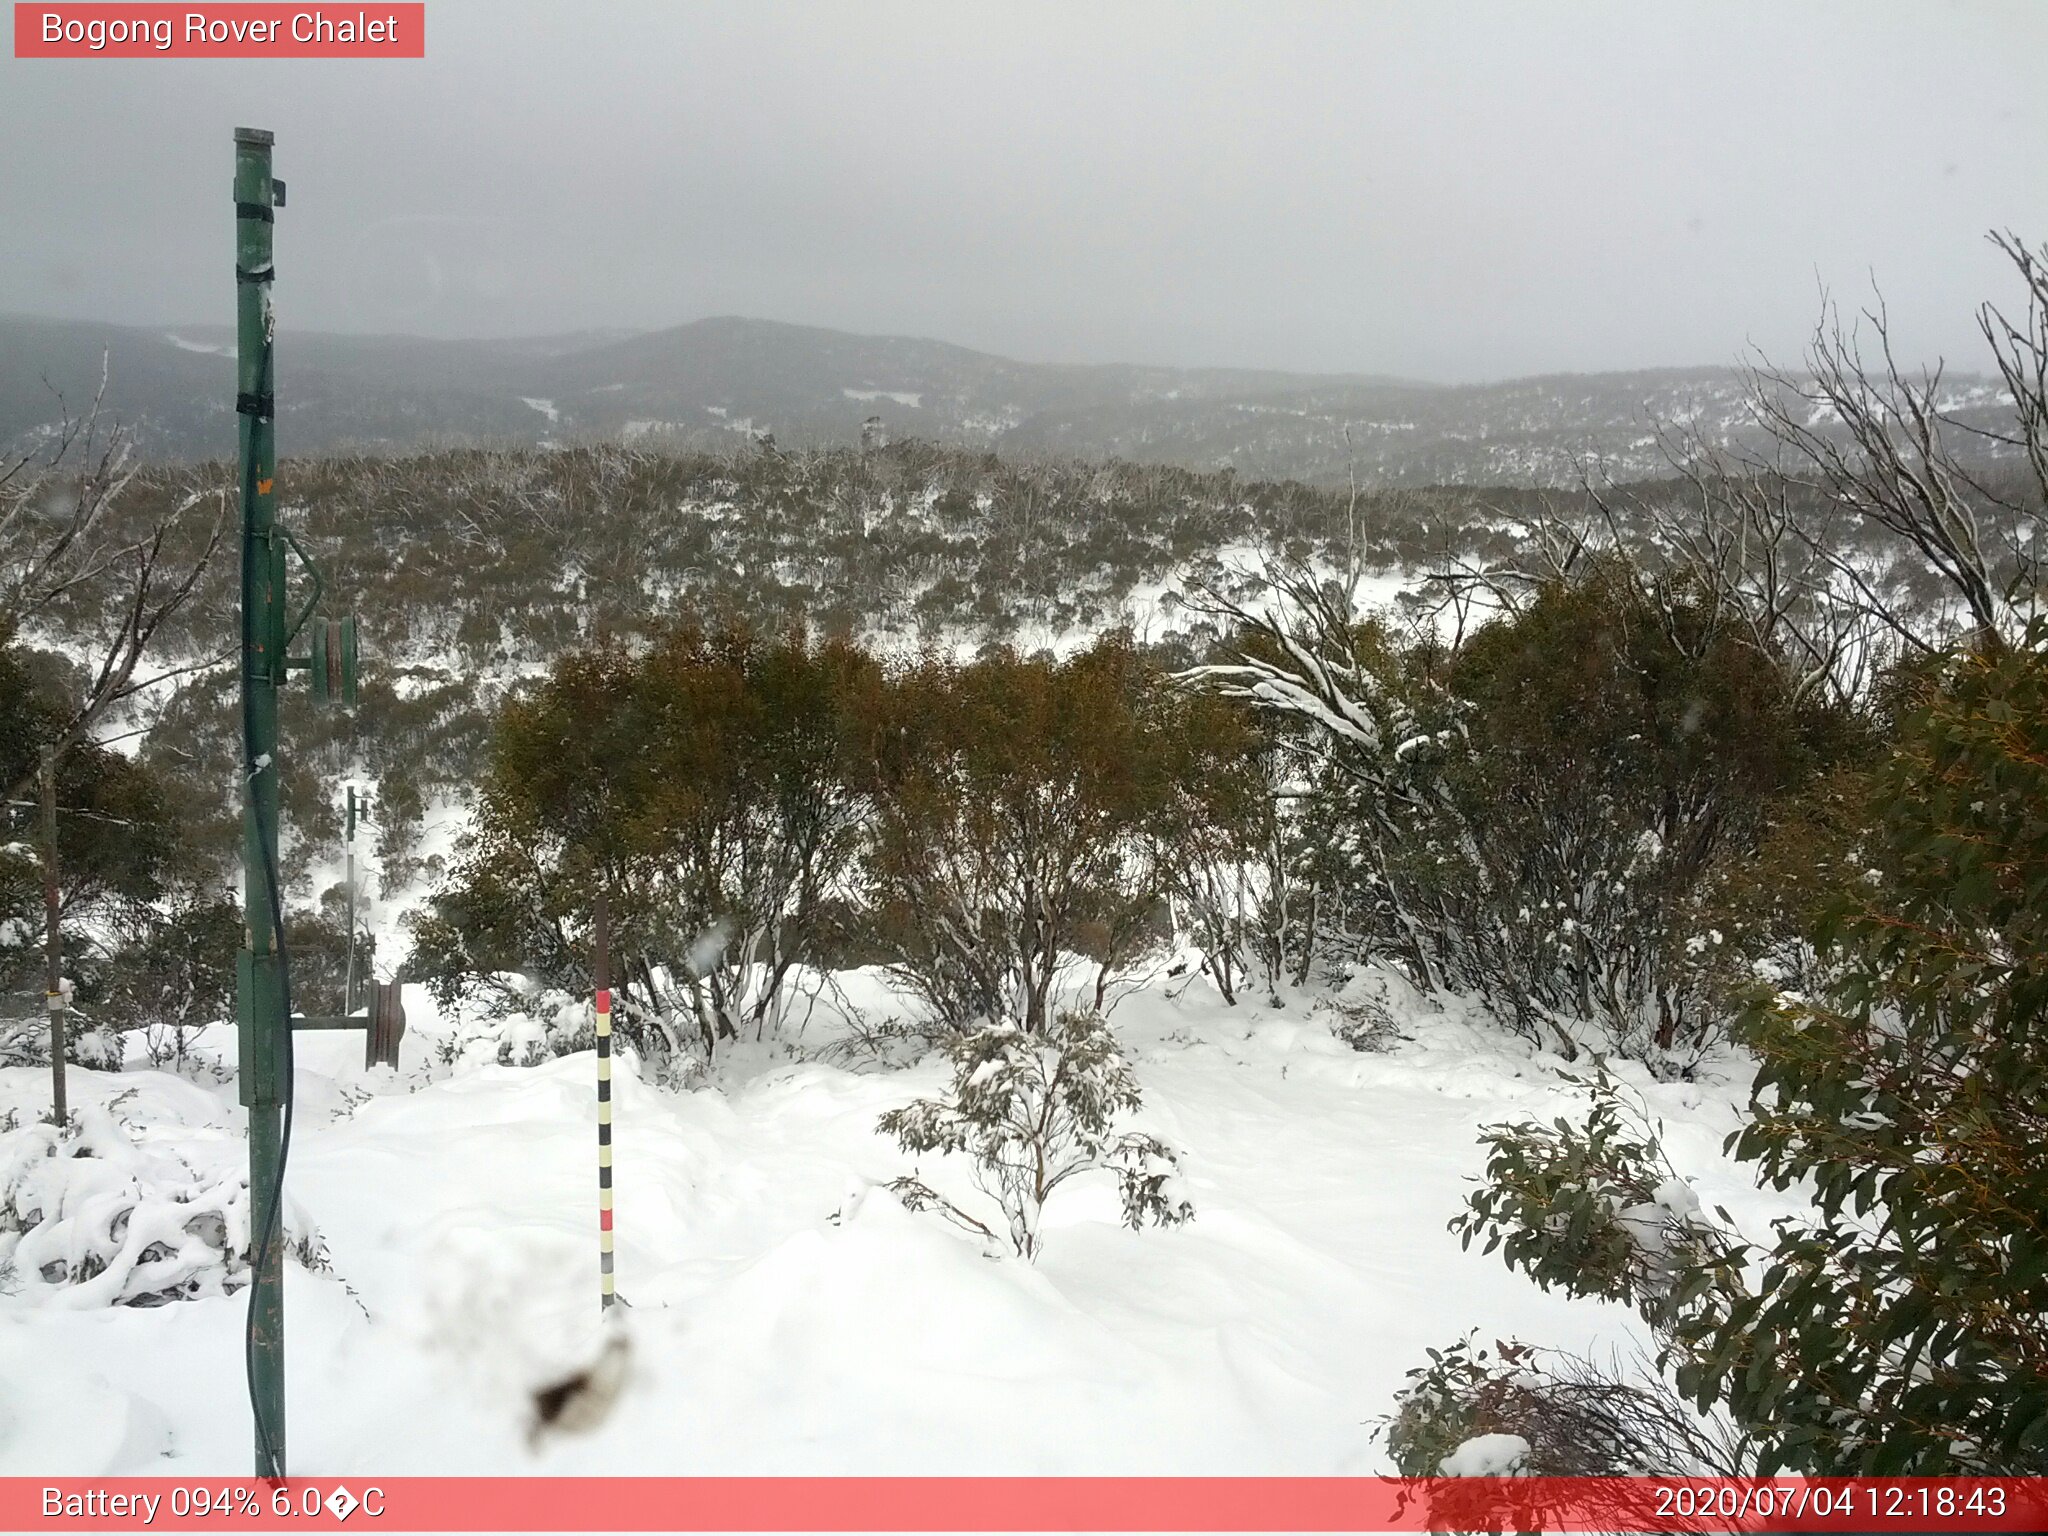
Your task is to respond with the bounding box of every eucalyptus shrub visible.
[411,620,874,1067]
[1713,628,2048,1472]
[1382,1331,1746,1478]
[1191,564,1847,1064]
[880,1010,1193,1262]
[1446,629,2048,1474]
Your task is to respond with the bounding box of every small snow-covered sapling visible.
[879,1010,1193,1262]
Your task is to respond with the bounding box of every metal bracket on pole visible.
[291,982,406,1070]
[278,523,325,652]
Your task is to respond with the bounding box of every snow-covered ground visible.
[0,963,1781,1478]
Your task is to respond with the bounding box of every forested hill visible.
[1,311,2017,487]
[60,433,1974,908]
[102,439,1514,675]
[69,441,1533,891]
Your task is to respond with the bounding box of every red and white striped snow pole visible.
[594,891,615,1311]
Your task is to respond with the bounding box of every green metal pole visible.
[41,745,65,1126]
[234,125,288,1480]
[344,784,357,1016]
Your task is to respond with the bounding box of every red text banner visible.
[14,5,425,58]
[3,1477,2047,1533]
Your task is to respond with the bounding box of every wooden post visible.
[40,745,65,1124]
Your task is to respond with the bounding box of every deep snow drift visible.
[0,966,1782,1476]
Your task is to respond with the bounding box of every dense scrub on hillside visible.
[408,573,1866,1078]
[3,433,2029,1068]
[52,443,1496,883]
[33,430,1975,905]
[1,428,1608,1051]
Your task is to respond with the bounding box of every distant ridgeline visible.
[0,312,2021,488]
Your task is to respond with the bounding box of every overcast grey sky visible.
[2,0,2042,382]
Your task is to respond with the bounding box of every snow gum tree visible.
[1442,628,2048,1474]
[1430,564,1848,1056]
[0,377,224,810]
[879,1009,1193,1261]
[1192,560,1846,1061]
[0,639,186,1065]
[851,633,1247,1032]
[1185,576,1455,1003]
[1138,683,1279,1005]
[412,620,875,1068]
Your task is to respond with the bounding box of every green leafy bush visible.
[1383,1331,1746,1477]
[1445,628,2048,1473]
[853,633,1250,1032]
[880,1010,1193,1261]
[412,620,874,1068]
